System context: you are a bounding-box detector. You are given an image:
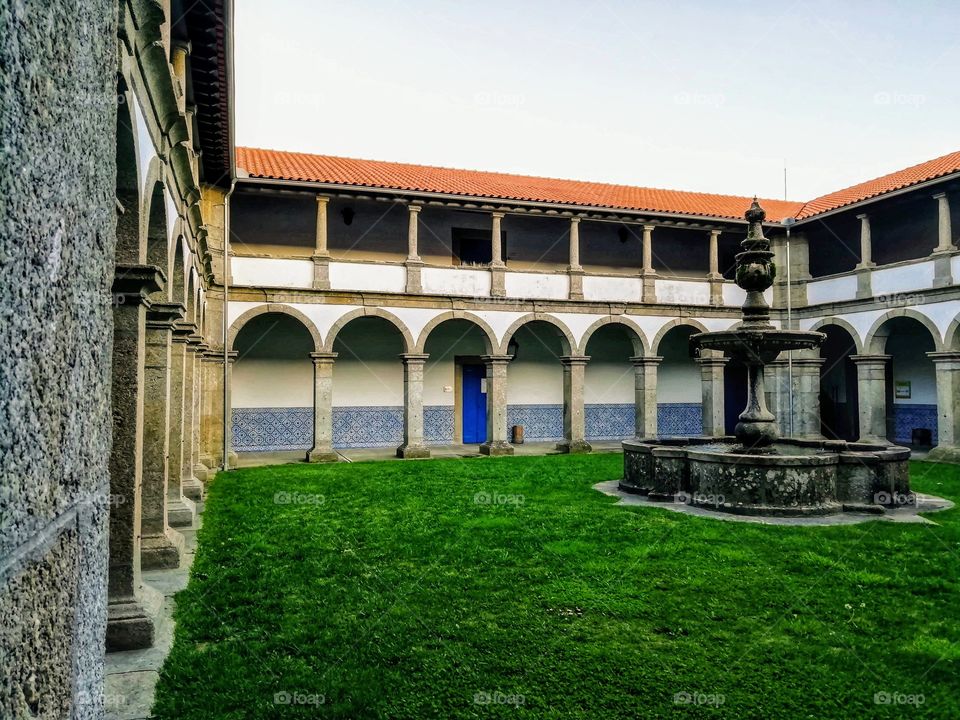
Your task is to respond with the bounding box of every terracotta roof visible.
[236,147,803,221]
[236,147,960,222]
[797,150,960,218]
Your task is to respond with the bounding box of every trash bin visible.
[511,425,524,444]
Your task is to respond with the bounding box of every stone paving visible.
[594,479,953,526]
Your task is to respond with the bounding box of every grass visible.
[153,455,960,719]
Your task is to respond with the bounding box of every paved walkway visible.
[234,440,625,468]
[105,509,202,719]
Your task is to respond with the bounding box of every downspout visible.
[222,180,236,470]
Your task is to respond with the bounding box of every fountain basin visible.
[621,437,911,517]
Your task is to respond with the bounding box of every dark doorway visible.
[723,359,748,435]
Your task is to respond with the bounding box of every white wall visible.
[232,316,314,408]
[657,329,700,403]
[506,323,564,404]
[886,331,937,404]
[422,323,489,406]
[584,329,634,403]
[332,319,406,406]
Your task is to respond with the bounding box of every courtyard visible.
[150,454,959,718]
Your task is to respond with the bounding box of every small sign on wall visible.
[895,380,911,399]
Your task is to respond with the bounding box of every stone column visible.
[200,350,225,470]
[630,355,662,438]
[140,302,184,571]
[397,353,431,458]
[106,265,161,651]
[698,351,728,437]
[557,355,592,453]
[313,194,331,290]
[932,193,956,287]
[851,354,891,444]
[707,229,723,306]
[224,350,238,468]
[764,359,789,432]
[641,224,657,302]
[479,354,514,455]
[568,217,584,301]
[855,213,873,299]
[405,204,424,294]
[306,352,339,462]
[490,211,506,297]
[792,355,826,439]
[181,334,205,498]
[926,351,960,462]
[166,322,193,528]
[190,341,207,483]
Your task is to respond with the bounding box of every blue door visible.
[462,364,487,443]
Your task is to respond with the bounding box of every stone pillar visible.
[641,224,657,302]
[855,213,873,299]
[306,352,338,462]
[397,353,431,458]
[631,355,662,438]
[568,217,584,301]
[764,359,789,432]
[932,193,956,288]
[181,334,205,497]
[926,351,960,463]
[707,229,723,306]
[405,204,424,294]
[851,354,891,444]
[557,355,592,453]
[200,350,225,470]
[166,322,194,528]
[490,211,506,297]
[313,194,331,290]
[224,350,238,467]
[698,351,728,437]
[792,355,826,439]
[479,354,514,455]
[140,302,184,571]
[190,341,207,483]
[106,265,161,651]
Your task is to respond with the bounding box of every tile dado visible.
[507,404,563,442]
[892,404,937,445]
[232,407,312,452]
[585,404,635,440]
[657,403,703,437]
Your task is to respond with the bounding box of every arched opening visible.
[232,313,316,453]
[503,320,568,443]
[144,180,168,285]
[583,324,640,441]
[332,316,406,448]
[819,325,860,441]
[874,317,938,446]
[422,319,494,445]
[656,325,702,436]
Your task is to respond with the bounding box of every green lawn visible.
[153,455,960,719]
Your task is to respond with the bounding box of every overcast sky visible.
[234,0,959,201]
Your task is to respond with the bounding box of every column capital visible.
[172,320,196,342]
[146,301,185,329]
[856,213,869,221]
[408,203,422,214]
[226,350,239,364]
[696,355,729,368]
[569,216,581,225]
[630,355,663,367]
[850,353,891,365]
[933,192,948,200]
[399,353,430,364]
[112,264,164,305]
[315,194,331,205]
[709,228,722,238]
[559,355,590,366]
[491,211,506,219]
[481,354,513,366]
[309,351,338,365]
[642,224,656,232]
[926,350,960,366]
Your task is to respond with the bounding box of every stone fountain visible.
[620,200,911,516]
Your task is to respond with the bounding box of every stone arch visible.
[170,235,188,306]
[142,159,168,287]
[500,313,575,356]
[944,314,960,351]
[579,316,648,356]
[184,267,197,325]
[115,74,142,265]
[864,309,943,355]
[324,307,414,353]
[414,311,497,354]
[651,318,710,355]
[808,317,864,355]
[228,304,322,353]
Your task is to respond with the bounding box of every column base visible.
[479,441,514,456]
[396,444,431,459]
[182,475,204,502]
[556,440,592,454]
[194,462,210,482]
[167,497,196,528]
[925,445,960,464]
[140,530,184,571]
[106,599,154,651]
[306,448,339,463]
[228,451,239,467]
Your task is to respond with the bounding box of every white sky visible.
[234,0,960,201]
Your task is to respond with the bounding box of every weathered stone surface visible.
[0,1,116,715]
